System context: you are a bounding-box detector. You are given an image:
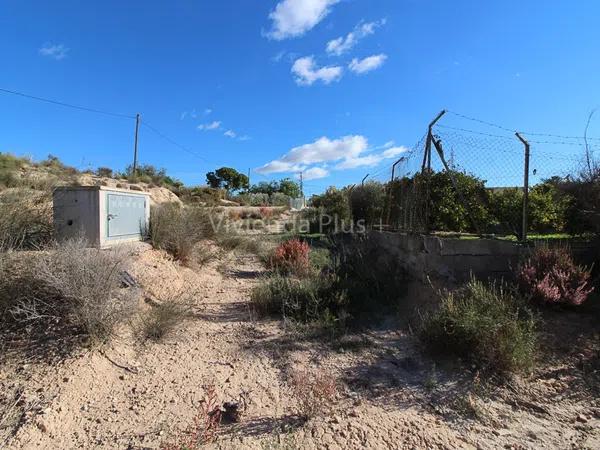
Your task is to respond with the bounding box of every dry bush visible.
[4,239,134,344]
[289,370,338,419]
[148,203,216,264]
[134,289,195,342]
[161,385,222,449]
[0,188,53,251]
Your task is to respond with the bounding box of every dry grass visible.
[0,188,53,251]
[289,369,338,419]
[134,288,195,342]
[148,203,216,265]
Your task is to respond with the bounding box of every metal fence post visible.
[516,133,530,242]
[422,110,446,233]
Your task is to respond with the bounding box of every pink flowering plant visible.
[517,246,594,306]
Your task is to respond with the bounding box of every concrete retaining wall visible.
[368,232,522,284]
[368,232,597,284]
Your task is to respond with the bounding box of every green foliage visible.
[249,178,301,197]
[279,178,302,198]
[311,187,351,223]
[349,182,385,227]
[529,181,570,233]
[95,167,113,178]
[488,188,523,238]
[420,279,537,374]
[426,170,491,233]
[206,167,249,192]
[250,274,345,325]
[551,173,600,235]
[329,235,407,319]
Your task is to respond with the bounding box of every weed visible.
[419,278,537,374]
[289,370,338,420]
[267,239,311,276]
[161,385,221,449]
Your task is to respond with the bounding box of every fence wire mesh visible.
[380,112,600,237]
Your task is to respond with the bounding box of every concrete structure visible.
[367,232,597,285]
[53,186,150,247]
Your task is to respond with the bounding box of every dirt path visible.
[4,244,599,449]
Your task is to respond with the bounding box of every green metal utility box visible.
[53,186,150,247]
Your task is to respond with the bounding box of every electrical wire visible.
[0,87,136,119]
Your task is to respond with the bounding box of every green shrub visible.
[148,203,216,264]
[250,274,346,325]
[427,170,491,233]
[349,182,385,228]
[489,188,523,238]
[310,187,351,233]
[420,279,537,373]
[96,167,113,178]
[329,235,407,319]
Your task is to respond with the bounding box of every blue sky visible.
[1,0,599,195]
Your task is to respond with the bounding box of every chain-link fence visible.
[380,110,600,239]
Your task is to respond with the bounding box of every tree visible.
[249,178,301,197]
[205,167,249,192]
[278,178,301,198]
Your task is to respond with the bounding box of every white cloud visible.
[303,167,329,180]
[39,43,69,60]
[335,154,382,170]
[267,0,340,40]
[349,54,387,74]
[256,136,406,176]
[382,146,408,158]
[198,121,221,130]
[256,160,304,175]
[239,135,251,141]
[204,108,212,115]
[326,19,386,56]
[224,130,237,138]
[256,135,367,174]
[292,56,343,86]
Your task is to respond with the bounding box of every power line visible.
[0,87,136,120]
[140,120,216,165]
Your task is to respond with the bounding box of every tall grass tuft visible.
[148,203,216,264]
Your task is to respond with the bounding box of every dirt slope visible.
[3,244,599,449]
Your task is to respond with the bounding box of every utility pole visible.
[516,132,530,242]
[361,173,369,186]
[132,113,140,178]
[299,171,303,197]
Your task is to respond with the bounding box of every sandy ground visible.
[2,243,600,449]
